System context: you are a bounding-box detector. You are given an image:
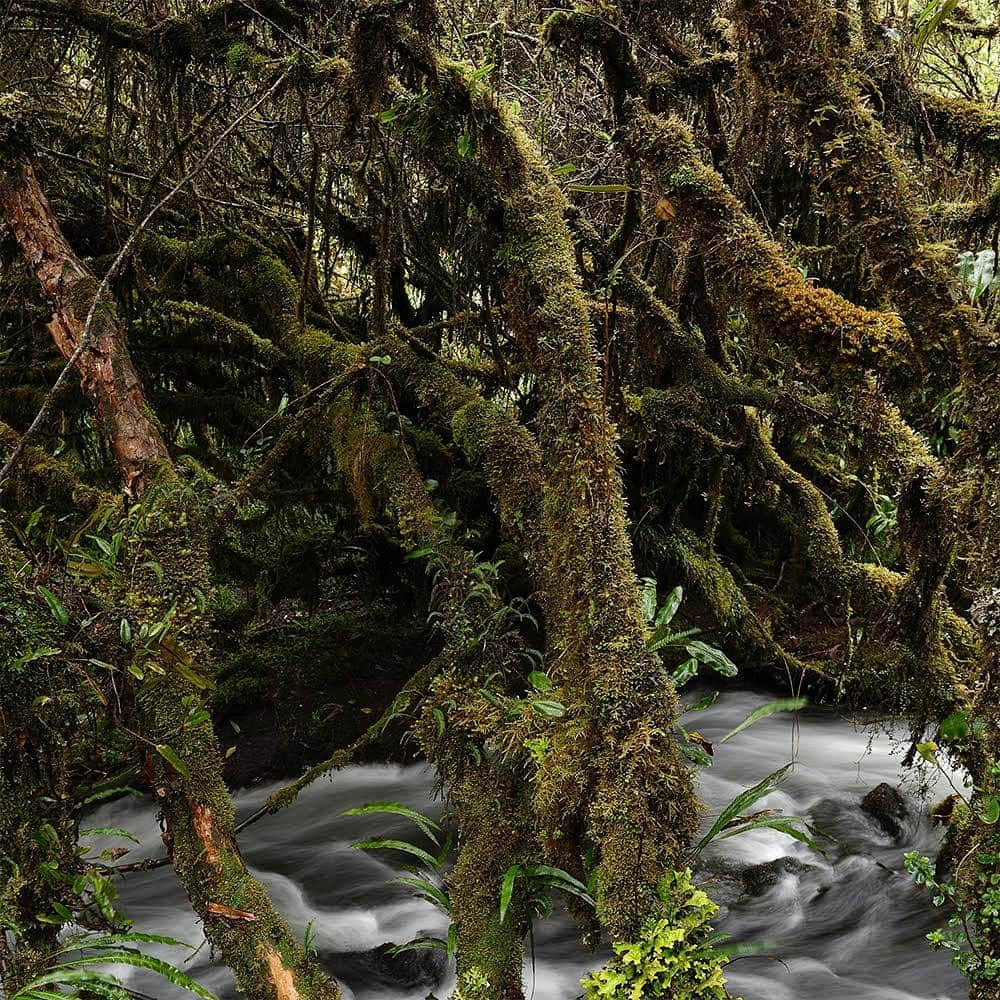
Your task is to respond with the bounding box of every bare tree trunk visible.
[0,160,169,497]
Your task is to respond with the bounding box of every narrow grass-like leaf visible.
[714,816,825,855]
[79,827,141,845]
[30,953,215,999]
[389,937,448,954]
[717,698,808,745]
[352,837,439,869]
[343,802,441,845]
[394,875,450,911]
[66,932,194,952]
[693,764,793,856]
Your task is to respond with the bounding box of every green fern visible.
[13,932,216,1000]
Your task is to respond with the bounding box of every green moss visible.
[389,44,704,935]
[447,772,532,1000]
[631,108,909,369]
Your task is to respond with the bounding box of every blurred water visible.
[86,690,966,999]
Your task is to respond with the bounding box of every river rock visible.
[861,782,908,839]
[327,940,447,993]
[741,856,810,895]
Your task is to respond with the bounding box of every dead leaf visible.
[190,802,220,865]
[207,902,258,922]
[723,807,782,831]
[655,197,676,221]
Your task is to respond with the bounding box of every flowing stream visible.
[87,690,966,999]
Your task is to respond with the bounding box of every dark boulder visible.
[861,782,908,839]
[326,939,447,994]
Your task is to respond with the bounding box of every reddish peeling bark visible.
[0,161,169,496]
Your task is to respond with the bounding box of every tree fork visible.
[392,25,699,939]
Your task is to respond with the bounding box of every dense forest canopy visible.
[2,0,1000,997]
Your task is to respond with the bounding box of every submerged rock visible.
[741,856,810,895]
[326,940,447,993]
[861,782,908,839]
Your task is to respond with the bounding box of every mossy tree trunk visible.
[137,674,343,1000]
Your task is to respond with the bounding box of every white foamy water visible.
[86,690,966,999]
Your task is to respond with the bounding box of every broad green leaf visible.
[405,546,434,561]
[656,585,683,627]
[686,640,738,677]
[939,711,970,741]
[528,671,552,692]
[155,744,190,777]
[681,691,719,714]
[531,699,566,718]
[640,577,658,623]
[13,647,61,667]
[678,738,713,768]
[174,661,215,690]
[671,657,699,688]
[499,864,522,922]
[977,794,1000,825]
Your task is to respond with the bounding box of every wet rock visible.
[861,782,908,839]
[700,873,743,909]
[326,940,447,993]
[741,856,809,895]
